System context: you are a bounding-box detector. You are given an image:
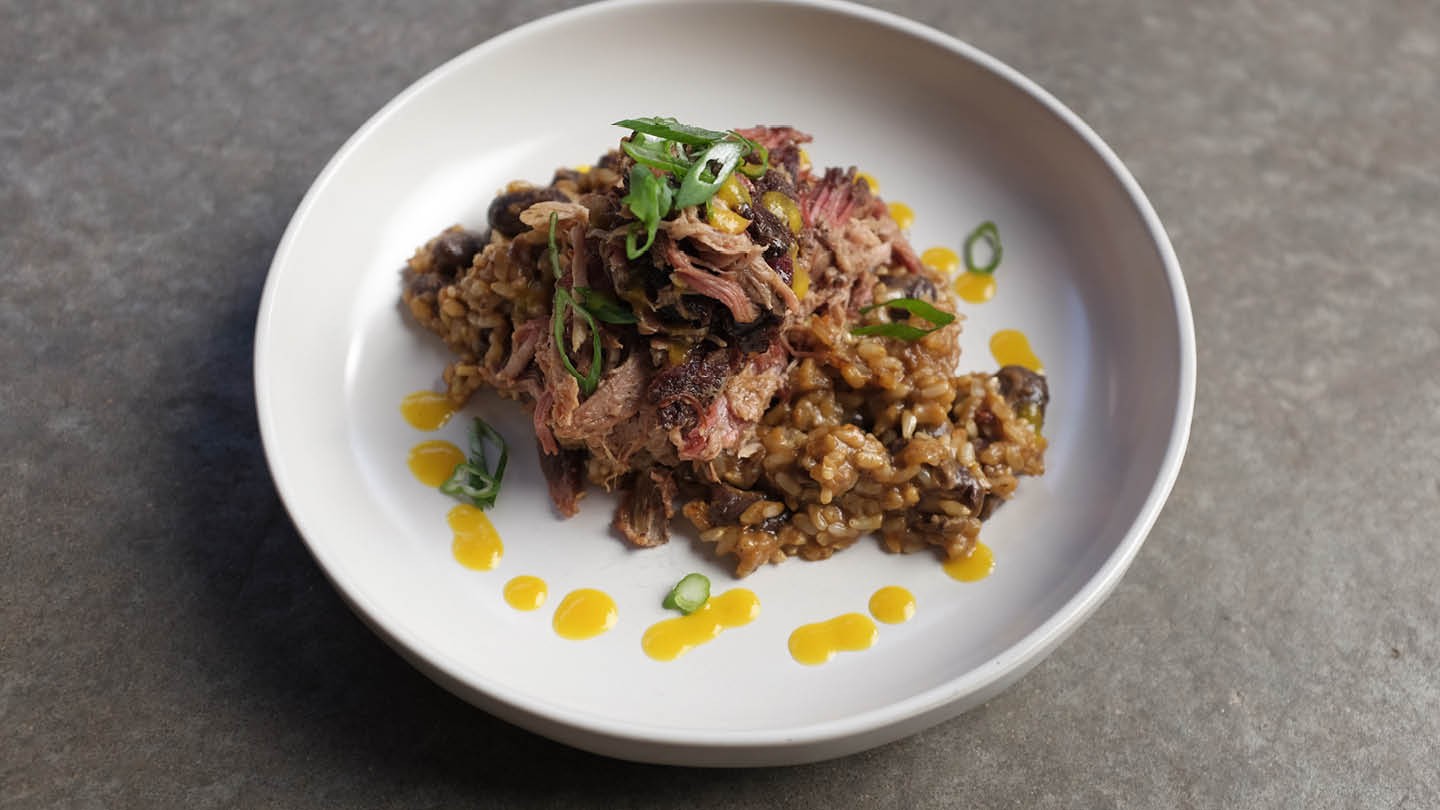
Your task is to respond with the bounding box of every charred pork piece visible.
[614,470,678,547]
[537,444,587,517]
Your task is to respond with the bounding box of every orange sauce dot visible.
[943,541,995,582]
[503,575,547,611]
[400,390,456,431]
[788,613,878,666]
[887,201,915,230]
[868,586,916,624]
[990,329,1043,371]
[642,589,760,661]
[407,440,464,487]
[448,504,502,570]
[921,246,961,275]
[553,589,618,640]
[953,271,997,304]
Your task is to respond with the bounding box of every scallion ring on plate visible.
[963,220,1002,275]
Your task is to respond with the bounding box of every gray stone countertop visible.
[4,1,1438,807]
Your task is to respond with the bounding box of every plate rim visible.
[254,0,1196,759]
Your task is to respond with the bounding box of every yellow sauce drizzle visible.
[953,271,997,304]
[920,246,960,275]
[887,201,915,230]
[503,575,547,611]
[854,171,880,192]
[574,163,592,173]
[642,589,760,661]
[990,329,1043,371]
[553,589,618,640]
[447,504,502,570]
[943,541,995,582]
[400,390,456,431]
[868,586,917,624]
[798,148,812,173]
[788,613,878,666]
[407,440,464,487]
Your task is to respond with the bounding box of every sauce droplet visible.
[887,201,915,230]
[868,586,916,624]
[642,589,760,661]
[400,390,456,431]
[921,246,960,275]
[503,575,547,611]
[953,271,997,304]
[854,171,879,192]
[448,504,502,570]
[408,440,464,487]
[788,613,878,666]
[943,541,995,582]
[553,589,618,640]
[990,329,1043,371]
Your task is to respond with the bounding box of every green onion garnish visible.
[612,117,767,258]
[850,297,956,341]
[615,117,730,146]
[620,164,673,259]
[573,287,637,324]
[674,140,745,210]
[621,137,691,176]
[737,139,769,178]
[439,417,508,509]
[547,212,624,393]
[963,221,1002,275]
[547,212,564,279]
[552,288,602,396]
[662,573,711,615]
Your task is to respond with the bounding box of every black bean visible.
[747,201,793,260]
[486,186,568,238]
[977,494,1004,521]
[996,365,1049,410]
[428,228,485,278]
[932,461,985,515]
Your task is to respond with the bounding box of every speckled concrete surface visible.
[3,1,1438,807]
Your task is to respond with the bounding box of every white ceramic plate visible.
[255,0,1194,766]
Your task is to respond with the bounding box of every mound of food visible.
[402,118,1047,576]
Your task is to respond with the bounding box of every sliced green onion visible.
[662,573,711,615]
[963,221,1002,275]
[851,296,956,341]
[548,210,606,394]
[620,136,691,175]
[611,117,762,257]
[573,287,638,324]
[861,296,955,323]
[620,165,672,259]
[615,117,730,146]
[849,322,939,341]
[547,212,563,279]
[439,417,509,509]
[674,140,745,210]
[732,133,769,178]
[552,288,602,396]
